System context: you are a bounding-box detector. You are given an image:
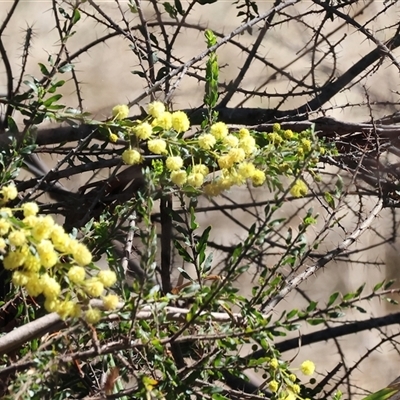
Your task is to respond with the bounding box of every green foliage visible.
[0,1,396,400]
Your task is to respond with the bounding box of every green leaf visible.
[177,267,193,282]
[175,0,184,15]
[190,207,199,230]
[196,226,211,254]
[306,300,317,312]
[72,8,81,24]
[163,2,177,18]
[334,175,344,198]
[38,63,50,76]
[324,192,335,209]
[327,291,339,307]
[58,63,74,73]
[175,242,194,263]
[373,281,385,292]
[286,309,298,319]
[43,94,62,107]
[362,387,398,400]
[384,279,395,290]
[24,79,38,93]
[48,79,66,93]
[307,318,325,325]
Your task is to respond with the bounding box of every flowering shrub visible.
[109,101,332,199]
[0,11,350,400]
[0,185,118,323]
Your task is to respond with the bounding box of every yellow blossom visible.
[291,384,300,394]
[68,266,86,284]
[85,307,102,324]
[203,182,223,197]
[31,215,54,241]
[223,134,239,148]
[23,215,38,228]
[284,129,294,140]
[166,156,184,171]
[192,164,209,176]
[227,148,245,163]
[109,133,118,143]
[269,380,279,393]
[72,242,93,266]
[210,122,228,140]
[23,253,41,272]
[22,202,39,217]
[57,300,78,320]
[301,138,312,153]
[289,374,297,382]
[170,170,187,186]
[237,162,256,178]
[148,139,167,154]
[97,270,117,287]
[272,123,281,132]
[122,149,142,165]
[219,179,234,191]
[251,170,266,187]
[270,358,279,369]
[0,237,6,250]
[0,208,12,216]
[198,133,216,150]
[238,128,250,138]
[84,278,104,297]
[218,155,234,169]
[51,225,69,252]
[153,112,172,130]
[8,230,26,247]
[41,274,61,299]
[0,219,10,236]
[300,360,315,376]
[268,132,283,145]
[290,180,308,198]
[112,104,129,120]
[135,122,153,140]
[12,270,30,286]
[239,135,256,155]
[37,240,58,268]
[25,274,43,296]
[187,173,204,188]
[4,249,27,270]
[283,391,296,400]
[44,297,60,313]
[103,294,120,310]
[171,111,190,132]
[1,185,18,202]
[147,101,165,118]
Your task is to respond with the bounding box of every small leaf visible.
[286,309,298,319]
[334,175,344,198]
[177,267,193,281]
[373,281,385,292]
[38,63,50,76]
[324,192,335,209]
[58,63,74,73]
[362,387,398,400]
[43,94,62,107]
[72,9,81,24]
[307,318,325,326]
[327,292,339,307]
[306,301,318,312]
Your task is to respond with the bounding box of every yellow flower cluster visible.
[0,186,119,323]
[290,180,308,198]
[266,358,315,400]
[111,101,324,198]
